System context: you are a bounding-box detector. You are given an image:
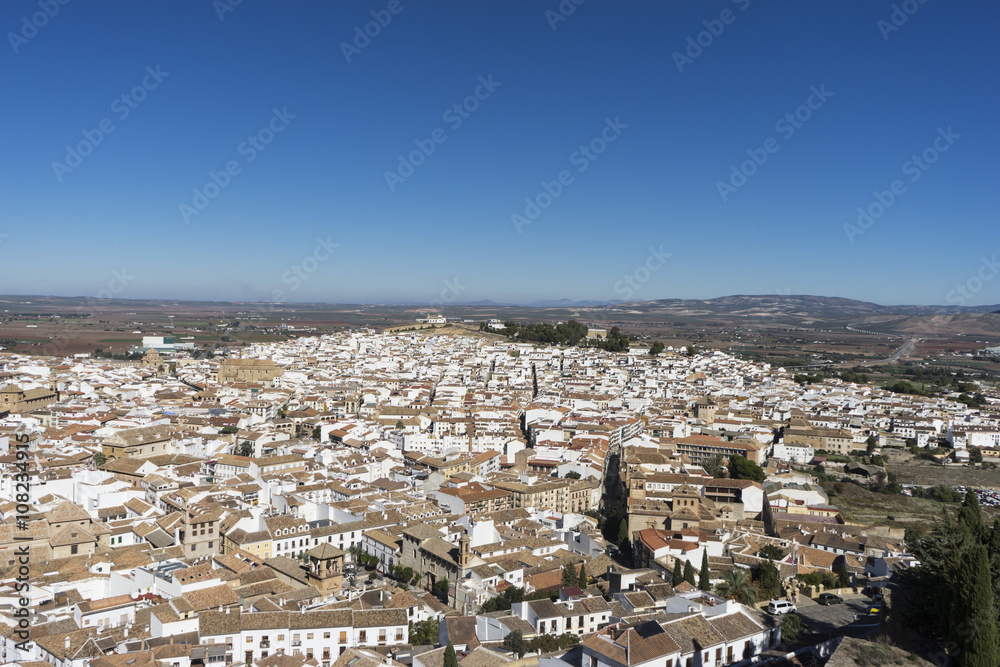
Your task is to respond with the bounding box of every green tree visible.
[220,425,239,434]
[528,635,558,654]
[866,434,878,454]
[699,551,711,590]
[238,441,254,457]
[704,454,724,478]
[959,489,984,540]
[683,560,696,586]
[952,543,1000,667]
[673,558,683,586]
[93,452,107,466]
[716,568,756,606]
[781,613,802,643]
[564,471,581,479]
[503,630,528,658]
[758,544,785,561]
[444,642,458,667]
[578,562,588,588]
[650,341,665,356]
[434,578,449,601]
[617,520,629,548]
[562,564,579,588]
[755,560,781,599]
[728,454,766,483]
[835,563,850,587]
[409,619,440,646]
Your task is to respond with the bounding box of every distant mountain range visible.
[617,294,1000,317]
[2,293,997,316]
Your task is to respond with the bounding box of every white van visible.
[766,600,796,615]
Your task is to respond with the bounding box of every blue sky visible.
[1,0,997,306]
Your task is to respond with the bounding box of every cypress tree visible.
[673,558,683,586]
[562,564,578,588]
[683,559,697,586]
[444,642,459,667]
[952,543,999,667]
[959,490,984,540]
[699,551,711,590]
[578,562,588,588]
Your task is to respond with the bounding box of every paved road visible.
[792,595,877,638]
[796,337,918,369]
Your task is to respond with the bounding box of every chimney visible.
[65,637,71,650]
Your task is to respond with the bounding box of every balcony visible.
[292,641,302,647]
[259,641,270,649]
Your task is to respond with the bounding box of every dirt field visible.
[884,455,1000,491]
[830,482,957,529]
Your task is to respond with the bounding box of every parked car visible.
[767,600,797,615]
[817,593,843,605]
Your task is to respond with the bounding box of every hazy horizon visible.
[2,1,997,307]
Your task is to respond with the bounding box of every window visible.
[339,632,347,644]
[246,637,253,644]
[359,630,367,643]
[378,630,386,643]
[277,635,284,641]
[71,545,78,554]
[307,634,314,640]
[323,632,330,640]
[395,629,403,641]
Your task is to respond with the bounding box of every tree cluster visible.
[727,454,766,483]
[502,631,579,658]
[409,619,439,646]
[904,491,1000,666]
[478,586,557,614]
[492,320,631,352]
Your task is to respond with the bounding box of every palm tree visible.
[715,568,757,606]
